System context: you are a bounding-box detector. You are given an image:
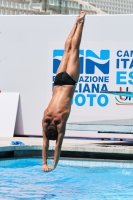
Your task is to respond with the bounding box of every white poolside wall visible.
[0,15,133,136]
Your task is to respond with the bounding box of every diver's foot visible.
[76,11,86,23]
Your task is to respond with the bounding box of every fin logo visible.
[53,49,110,74]
[53,50,64,74]
[53,50,84,74]
[86,50,110,74]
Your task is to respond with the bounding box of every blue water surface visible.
[0,158,133,200]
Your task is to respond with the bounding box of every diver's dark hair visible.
[46,124,58,140]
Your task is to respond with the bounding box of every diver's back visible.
[47,85,75,114]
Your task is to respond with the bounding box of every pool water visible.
[0,158,133,200]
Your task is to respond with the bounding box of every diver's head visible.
[45,124,58,140]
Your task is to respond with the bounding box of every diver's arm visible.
[42,128,49,171]
[49,124,66,171]
[52,131,65,169]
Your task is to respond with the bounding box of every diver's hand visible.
[42,164,55,172]
[42,164,50,172]
[48,165,55,171]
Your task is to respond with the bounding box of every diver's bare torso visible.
[43,85,75,127]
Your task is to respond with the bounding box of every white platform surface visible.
[0,93,19,137]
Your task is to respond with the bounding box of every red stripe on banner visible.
[116,103,133,106]
[119,87,126,100]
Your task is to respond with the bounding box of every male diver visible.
[42,11,86,172]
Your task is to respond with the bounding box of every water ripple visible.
[0,158,133,200]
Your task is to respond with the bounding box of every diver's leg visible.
[66,11,86,82]
[56,23,77,74]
